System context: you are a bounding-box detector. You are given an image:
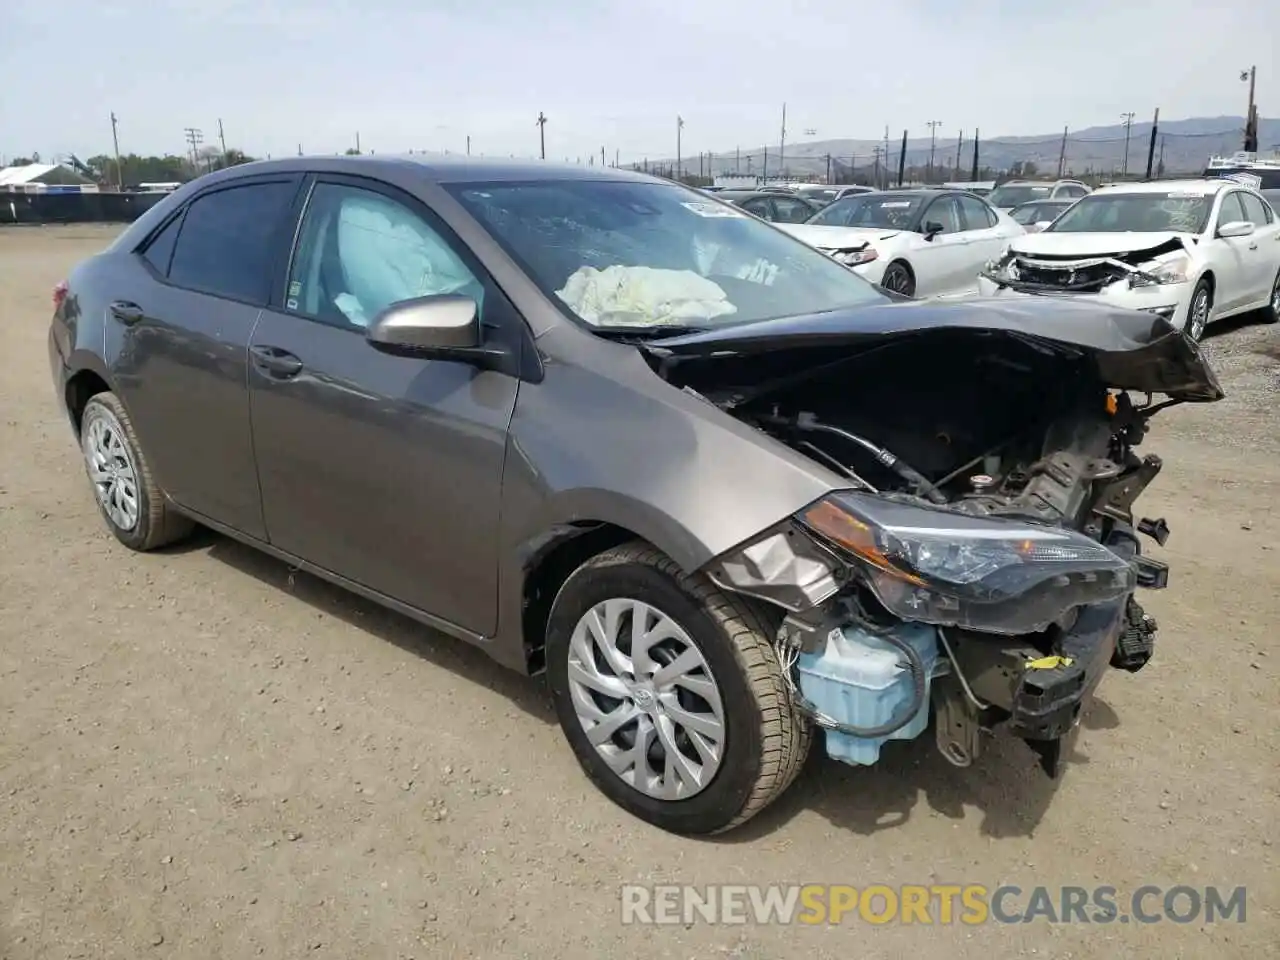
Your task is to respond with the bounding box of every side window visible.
[1216,192,1247,231]
[167,181,296,303]
[1239,191,1271,227]
[957,195,995,230]
[922,196,962,234]
[739,197,773,219]
[773,197,815,223]
[286,182,484,330]
[1058,185,1087,198]
[140,213,182,275]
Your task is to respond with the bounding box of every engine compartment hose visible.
[790,625,929,739]
[769,413,948,505]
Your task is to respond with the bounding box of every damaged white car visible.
[980,179,1280,339]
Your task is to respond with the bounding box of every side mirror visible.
[923,221,945,240]
[1217,220,1255,239]
[365,295,505,366]
[1032,221,1052,232]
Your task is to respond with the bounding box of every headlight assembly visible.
[828,247,879,267]
[798,491,1135,635]
[1131,255,1190,287]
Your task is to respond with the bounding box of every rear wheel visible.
[880,260,916,297]
[1185,278,1213,341]
[80,392,193,551]
[545,542,811,835]
[1263,269,1280,325]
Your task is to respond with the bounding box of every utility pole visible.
[215,118,227,167]
[109,111,122,189]
[1242,66,1258,152]
[536,112,547,160]
[676,115,684,181]
[466,135,472,156]
[825,153,832,184]
[1158,136,1166,176]
[354,130,361,154]
[736,145,740,173]
[883,126,890,186]
[297,143,303,157]
[926,120,942,182]
[872,146,882,189]
[1120,112,1136,176]
[1057,126,1068,178]
[970,128,980,183]
[954,130,964,179]
[779,102,787,176]
[183,127,203,169]
[1144,108,1160,179]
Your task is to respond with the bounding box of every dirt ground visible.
[1,224,1277,960]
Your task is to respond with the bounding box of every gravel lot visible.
[2,224,1277,960]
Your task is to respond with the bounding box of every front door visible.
[106,176,302,538]
[915,195,971,297]
[247,176,520,635]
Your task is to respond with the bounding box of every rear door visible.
[246,175,524,635]
[956,194,1008,271]
[106,175,302,538]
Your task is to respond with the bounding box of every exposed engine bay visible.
[648,323,1194,777]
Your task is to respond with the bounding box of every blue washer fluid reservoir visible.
[795,621,941,766]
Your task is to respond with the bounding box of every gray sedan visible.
[49,157,1216,833]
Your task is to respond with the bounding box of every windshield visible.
[805,194,923,229]
[1046,191,1213,234]
[987,184,1052,207]
[1011,202,1068,225]
[446,179,887,330]
[797,186,840,203]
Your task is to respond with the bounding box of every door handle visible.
[1248,243,1258,250]
[109,300,144,326]
[250,344,304,377]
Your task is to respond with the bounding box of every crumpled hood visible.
[1009,231,1194,259]
[778,223,901,250]
[642,296,1223,401]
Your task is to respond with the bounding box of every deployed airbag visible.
[556,265,737,326]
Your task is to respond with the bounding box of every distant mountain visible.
[655,115,1279,181]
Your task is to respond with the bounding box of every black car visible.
[714,189,822,223]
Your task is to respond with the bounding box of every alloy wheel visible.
[565,597,726,801]
[881,264,914,296]
[1187,287,1210,341]
[83,409,140,531]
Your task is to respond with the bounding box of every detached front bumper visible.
[975,275,1195,331]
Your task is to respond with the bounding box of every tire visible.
[545,541,811,835]
[80,392,194,551]
[1185,278,1213,341]
[1263,269,1280,325]
[880,260,916,297]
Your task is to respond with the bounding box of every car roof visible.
[1091,178,1234,195]
[1012,197,1074,206]
[206,154,660,185]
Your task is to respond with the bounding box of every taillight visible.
[53,280,68,310]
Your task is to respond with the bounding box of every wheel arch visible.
[64,364,114,436]
[519,521,658,675]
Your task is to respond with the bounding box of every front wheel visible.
[880,260,916,297]
[545,542,811,835]
[1185,278,1213,341]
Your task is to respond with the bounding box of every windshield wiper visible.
[589,324,712,340]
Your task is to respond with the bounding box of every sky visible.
[1,0,1274,165]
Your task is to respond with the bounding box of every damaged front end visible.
[647,302,1220,777]
[982,235,1194,297]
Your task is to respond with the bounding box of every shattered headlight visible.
[798,491,1135,635]
[1130,254,1190,287]
[826,247,879,267]
[983,251,1019,282]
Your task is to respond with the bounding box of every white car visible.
[777,189,1025,298]
[979,179,1280,340]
